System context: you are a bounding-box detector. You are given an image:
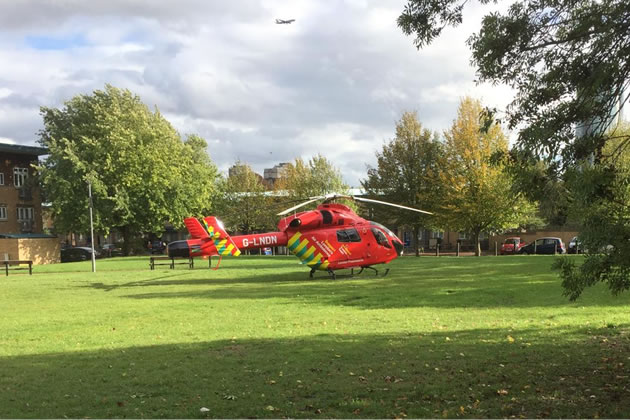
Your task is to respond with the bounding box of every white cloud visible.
[0,0,513,185]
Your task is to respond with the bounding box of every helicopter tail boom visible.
[232,232,287,250]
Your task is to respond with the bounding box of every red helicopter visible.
[167,194,432,279]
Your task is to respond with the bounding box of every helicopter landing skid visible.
[309,266,390,280]
[355,266,390,277]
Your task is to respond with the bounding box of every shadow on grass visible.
[77,255,623,309]
[1,326,628,418]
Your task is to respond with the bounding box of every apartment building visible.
[0,143,48,234]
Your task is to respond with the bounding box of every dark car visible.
[149,240,167,255]
[519,237,566,255]
[500,237,525,255]
[101,243,123,257]
[61,247,101,262]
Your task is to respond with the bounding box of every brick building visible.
[0,143,60,263]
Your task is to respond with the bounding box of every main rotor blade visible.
[353,196,433,215]
[277,196,324,216]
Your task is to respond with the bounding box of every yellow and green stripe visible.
[288,232,329,270]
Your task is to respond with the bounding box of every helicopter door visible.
[335,227,364,261]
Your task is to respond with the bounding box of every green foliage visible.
[214,161,276,233]
[502,149,571,226]
[554,124,630,299]
[438,98,541,254]
[37,85,218,252]
[399,0,630,164]
[398,0,630,293]
[362,111,442,253]
[276,154,352,210]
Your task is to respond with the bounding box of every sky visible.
[0,0,515,186]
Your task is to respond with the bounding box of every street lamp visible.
[88,181,96,273]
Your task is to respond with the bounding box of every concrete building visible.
[263,162,290,187]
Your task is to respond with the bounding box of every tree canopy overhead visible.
[38,85,217,253]
[399,0,630,164]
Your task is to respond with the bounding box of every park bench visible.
[149,256,213,270]
[3,260,33,276]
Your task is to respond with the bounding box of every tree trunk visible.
[122,225,131,256]
[414,224,420,257]
[473,231,481,257]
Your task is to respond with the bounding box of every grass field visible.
[1,255,629,418]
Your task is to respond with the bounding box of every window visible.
[320,210,333,224]
[371,228,391,248]
[13,168,28,187]
[337,228,361,243]
[458,232,469,240]
[431,231,444,239]
[17,207,34,221]
[0,205,7,220]
[0,172,4,185]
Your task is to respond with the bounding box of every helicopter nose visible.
[393,239,404,256]
[167,240,190,258]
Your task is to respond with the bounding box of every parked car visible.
[568,236,582,254]
[500,237,525,255]
[101,243,123,257]
[519,237,566,255]
[61,247,101,262]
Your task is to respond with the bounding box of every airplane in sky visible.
[275,18,295,24]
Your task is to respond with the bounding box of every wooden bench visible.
[149,256,196,270]
[3,260,33,276]
[149,256,213,270]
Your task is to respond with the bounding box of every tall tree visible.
[362,111,443,256]
[37,85,218,254]
[214,162,275,234]
[438,98,540,256]
[398,0,630,293]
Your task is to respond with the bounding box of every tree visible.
[214,162,276,234]
[37,85,218,255]
[276,154,350,203]
[399,0,630,162]
[554,124,630,299]
[398,0,630,293]
[438,97,540,256]
[362,111,443,256]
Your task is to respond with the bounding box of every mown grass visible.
[1,255,629,418]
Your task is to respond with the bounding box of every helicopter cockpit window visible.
[337,228,361,243]
[370,222,396,238]
[320,210,333,224]
[371,228,391,248]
